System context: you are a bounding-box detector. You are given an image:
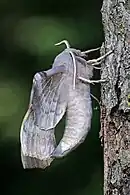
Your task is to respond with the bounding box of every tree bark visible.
[100,0,130,194]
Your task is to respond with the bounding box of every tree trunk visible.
[100,0,130,194]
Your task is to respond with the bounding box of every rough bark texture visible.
[100,0,130,194]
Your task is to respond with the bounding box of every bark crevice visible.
[100,0,130,194]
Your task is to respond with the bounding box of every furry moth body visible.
[20,40,112,169]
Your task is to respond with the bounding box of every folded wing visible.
[20,67,67,169]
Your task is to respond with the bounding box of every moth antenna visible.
[55,39,76,89]
[55,40,70,49]
[69,51,76,89]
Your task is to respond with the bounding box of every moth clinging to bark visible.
[20,40,112,169]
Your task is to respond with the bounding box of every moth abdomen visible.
[52,88,92,158]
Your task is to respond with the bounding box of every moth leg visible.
[81,47,100,54]
[92,62,102,69]
[44,65,66,78]
[92,61,101,66]
[66,47,100,58]
[86,50,113,65]
[78,76,106,84]
[93,66,101,70]
[65,48,86,57]
[74,56,101,68]
[78,77,95,85]
[75,51,112,67]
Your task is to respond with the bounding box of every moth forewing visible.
[20,73,56,169]
[20,56,68,169]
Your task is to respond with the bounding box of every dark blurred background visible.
[0,0,104,194]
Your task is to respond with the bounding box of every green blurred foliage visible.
[0,0,104,194]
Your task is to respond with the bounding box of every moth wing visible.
[32,70,67,130]
[20,68,67,169]
[20,107,56,168]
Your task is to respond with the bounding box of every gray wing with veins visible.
[32,70,67,130]
[20,67,67,169]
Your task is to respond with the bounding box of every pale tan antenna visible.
[82,47,100,54]
[55,40,76,89]
[55,40,70,49]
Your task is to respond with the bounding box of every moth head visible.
[54,40,99,89]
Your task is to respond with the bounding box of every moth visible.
[20,40,112,169]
